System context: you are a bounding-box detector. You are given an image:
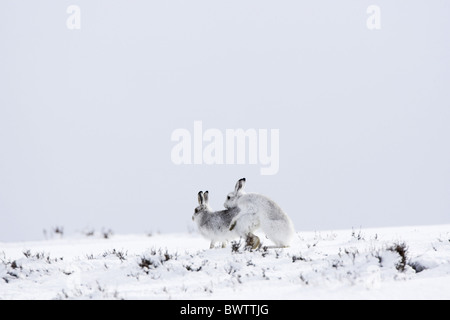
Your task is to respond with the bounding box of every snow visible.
[1,225,450,300]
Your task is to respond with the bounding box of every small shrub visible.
[84,229,95,237]
[102,229,114,239]
[256,245,269,257]
[184,264,202,272]
[21,251,63,264]
[299,273,309,285]
[231,240,242,253]
[224,264,237,275]
[351,227,365,241]
[246,260,255,267]
[138,249,176,274]
[292,254,306,263]
[139,257,158,273]
[331,259,343,269]
[387,242,408,272]
[103,249,127,262]
[10,261,18,270]
[43,226,64,239]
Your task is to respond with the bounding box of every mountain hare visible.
[192,191,242,249]
[224,178,295,247]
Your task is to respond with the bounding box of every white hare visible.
[192,191,242,249]
[224,178,296,247]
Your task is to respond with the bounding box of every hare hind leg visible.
[245,233,261,250]
[260,218,295,247]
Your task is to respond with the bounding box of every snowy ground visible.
[1,224,450,300]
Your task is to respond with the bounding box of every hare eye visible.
[227,196,231,200]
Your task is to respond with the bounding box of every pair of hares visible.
[192,178,295,249]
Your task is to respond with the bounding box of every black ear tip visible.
[241,178,246,182]
[198,191,203,195]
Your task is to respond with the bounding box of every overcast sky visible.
[1,1,449,242]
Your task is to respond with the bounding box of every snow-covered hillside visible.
[1,225,450,300]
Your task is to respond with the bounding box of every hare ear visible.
[204,191,209,204]
[198,191,204,205]
[234,178,246,193]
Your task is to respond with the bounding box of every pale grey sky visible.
[1,1,449,241]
